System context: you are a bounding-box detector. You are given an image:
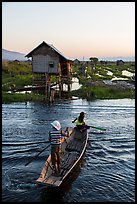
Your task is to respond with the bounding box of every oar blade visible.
[90,125,106,131]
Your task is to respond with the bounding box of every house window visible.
[49,61,54,68]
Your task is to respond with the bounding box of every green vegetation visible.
[2,91,46,103]
[73,61,135,81]
[2,61,33,90]
[2,60,135,103]
[71,85,135,100]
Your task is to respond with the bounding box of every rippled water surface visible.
[2,99,135,202]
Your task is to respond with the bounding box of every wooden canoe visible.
[36,127,88,187]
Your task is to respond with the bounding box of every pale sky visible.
[2,2,135,60]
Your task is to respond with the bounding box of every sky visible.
[2,2,135,61]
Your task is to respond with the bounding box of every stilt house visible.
[25,41,72,100]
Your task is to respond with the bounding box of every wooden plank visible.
[54,180,62,186]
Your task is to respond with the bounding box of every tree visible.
[89,57,98,66]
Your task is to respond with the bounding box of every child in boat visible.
[72,112,90,132]
[49,120,69,175]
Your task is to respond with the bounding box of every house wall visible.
[32,46,60,74]
[32,54,59,73]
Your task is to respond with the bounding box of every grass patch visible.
[2,92,46,103]
[71,85,135,100]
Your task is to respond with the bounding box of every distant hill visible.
[2,49,28,61]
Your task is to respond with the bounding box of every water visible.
[2,98,135,202]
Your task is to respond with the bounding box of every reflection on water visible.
[2,99,135,202]
[15,77,82,94]
[62,77,82,91]
[71,77,82,91]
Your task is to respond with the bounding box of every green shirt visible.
[75,117,85,125]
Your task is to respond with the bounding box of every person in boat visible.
[72,112,90,132]
[49,120,70,175]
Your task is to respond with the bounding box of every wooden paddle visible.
[25,143,50,166]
